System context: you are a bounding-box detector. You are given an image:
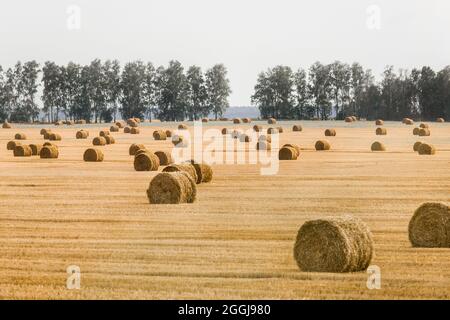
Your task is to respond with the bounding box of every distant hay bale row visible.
[147,172,197,204]
[315,140,331,151]
[153,130,167,140]
[292,125,302,132]
[293,216,373,272]
[376,127,387,135]
[324,129,336,136]
[75,119,86,124]
[409,202,450,247]
[84,148,104,162]
[371,141,386,151]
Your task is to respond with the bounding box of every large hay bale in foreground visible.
[188,161,213,184]
[29,144,43,156]
[409,203,450,247]
[279,146,298,160]
[155,151,173,166]
[315,140,331,151]
[104,135,115,144]
[375,119,384,126]
[324,129,336,137]
[178,124,188,130]
[163,163,198,183]
[129,143,146,156]
[293,216,374,272]
[93,136,107,146]
[2,122,11,129]
[418,143,436,155]
[76,130,88,139]
[413,127,420,135]
[110,125,119,132]
[40,145,59,158]
[14,145,32,157]
[413,141,423,152]
[233,118,242,124]
[371,141,386,151]
[436,117,445,123]
[344,116,353,123]
[268,118,276,124]
[83,148,104,162]
[130,127,140,134]
[419,123,429,129]
[7,141,21,150]
[146,172,197,204]
[253,125,263,132]
[293,125,302,132]
[49,133,62,141]
[15,133,27,140]
[418,128,430,136]
[153,130,167,140]
[134,152,160,171]
[376,127,387,135]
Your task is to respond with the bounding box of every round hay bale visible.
[344,116,353,123]
[375,119,384,126]
[43,142,56,147]
[134,152,160,171]
[2,122,11,129]
[233,118,242,124]
[413,127,420,135]
[409,202,450,247]
[129,143,146,156]
[104,135,115,144]
[188,161,213,184]
[178,124,188,130]
[110,125,119,132]
[258,135,272,143]
[43,131,52,140]
[276,126,284,133]
[49,133,62,141]
[135,148,150,157]
[83,148,104,162]
[93,136,107,146]
[315,140,331,151]
[40,128,51,135]
[413,141,423,152]
[76,130,88,139]
[130,127,140,134]
[99,130,110,137]
[253,125,263,132]
[268,118,277,124]
[267,127,278,134]
[133,117,141,123]
[351,116,357,121]
[201,118,208,123]
[115,121,124,128]
[14,145,32,157]
[404,118,414,125]
[155,151,173,166]
[293,216,374,272]
[165,130,172,138]
[153,130,167,140]
[163,164,198,183]
[221,128,229,135]
[418,143,436,155]
[375,127,387,135]
[419,123,429,129]
[124,127,131,133]
[256,141,271,151]
[418,128,431,136]
[40,145,59,158]
[282,144,300,158]
[127,118,138,127]
[293,125,302,132]
[7,140,21,151]
[324,129,336,136]
[15,133,27,140]
[29,144,43,156]
[279,146,298,160]
[436,117,445,123]
[242,117,251,123]
[371,141,386,151]
[146,172,197,204]
[239,134,251,143]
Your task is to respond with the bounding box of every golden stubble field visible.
[0,120,450,300]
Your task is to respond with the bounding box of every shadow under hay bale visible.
[409,202,450,247]
[371,141,386,151]
[315,140,331,151]
[376,127,387,135]
[147,172,197,204]
[163,163,198,183]
[84,148,104,162]
[418,143,435,155]
[293,216,374,272]
[155,151,173,166]
[324,129,336,136]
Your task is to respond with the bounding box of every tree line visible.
[0,60,231,123]
[252,61,450,121]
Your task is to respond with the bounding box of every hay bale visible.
[178,124,188,130]
[293,216,373,272]
[153,130,167,140]
[413,141,423,152]
[242,117,251,123]
[267,127,278,134]
[115,121,124,128]
[43,142,55,147]
[293,125,302,132]
[418,143,436,155]
[277,126,284,133]
[40,145,59,158]
[104,135,115,144]
[99,130,110,137]
[268,118,277,124]
[135,148,150,157]
[124,127,131,133]
[253,125,263,132]
[419,128,431,136]
[413,127,420,135]
[436,118,445,123]
[201,118,209,123]
[188,161,213,183]
[419,123,429,129]
[324,129,336,136]
[279,146,298,160]
[110,125,119,132]
[371,141,386,151]
[155,151,173,166]
[221,128,229,135]
[15,133,27,140]
[239,134,251,143]
[134,152,160,171]
[129,143,146,156]
[127,118,138,127]
[14,145,32,157]
[165,130,173,138]
[2,122,11,129]
[93,136,107,146]
[315,140,331,151]
[29,144,43,156]
[133,117,141,123]
[49,133,62,141]
[233,118,242,124]
[258,135,272,143]
[76,130,88,139]
[256,141,271,150]
[163,163,198,183]
[344,116,353,123]
[130,127,140,134]
[40,128,51,135]
[146,172,197,204]
[7,141,21,150]
[404,118,414,125]
[376,127,387,135]
[282,144,300,158]
[83,148,104,162]
[375,119,384,126]
[409,202,450,247]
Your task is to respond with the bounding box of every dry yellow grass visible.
[1,121,450,299]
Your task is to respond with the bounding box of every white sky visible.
[1,0,449,105]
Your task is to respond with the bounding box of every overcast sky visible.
[0,0,449,105]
